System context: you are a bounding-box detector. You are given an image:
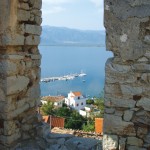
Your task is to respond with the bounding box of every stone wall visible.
[103,0,150,150]
[0,0,43,149]
[1,0,150,150]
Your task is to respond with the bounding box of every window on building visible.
[76,104,79,106]
[81,102,83,105]
[78,97,80,99]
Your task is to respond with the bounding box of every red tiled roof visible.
[42,115,65,128]
[51,116,65,128]
[72,91,81,97]
[41,96,65,102]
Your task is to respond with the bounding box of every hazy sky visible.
[42,0,104,30]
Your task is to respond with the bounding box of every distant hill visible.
[40,26,105,46]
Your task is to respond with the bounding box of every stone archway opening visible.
[0,0,150,150]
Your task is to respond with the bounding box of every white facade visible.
[65,91,87,111]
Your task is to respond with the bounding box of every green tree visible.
[41,101,54,115]
[94,97,104,118]
[65,111,86,130]
[55,107,72,117]
[54,107,87,129]
[82,122,95,132]
[86,99,94,105]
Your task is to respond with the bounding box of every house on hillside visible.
[42,116,65,129]
[41,96,65,108]
[65,91,88,111]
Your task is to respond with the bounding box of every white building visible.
[79,105,100,117]
[65,91,87,111]
[41,96,65,108]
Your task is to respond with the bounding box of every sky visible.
[42,0,104,30]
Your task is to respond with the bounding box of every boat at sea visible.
[41,72,87,83]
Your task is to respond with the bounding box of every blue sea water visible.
[39,46,112,97]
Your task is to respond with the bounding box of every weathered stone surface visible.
[6,76,29,95]
[3,34,25,45]
[127,137,143,147]
[144,35,150,44]
[18,9,30,21]
[0,60,17,75]
[105,83,122,95]
[103,134,118,150]
[105,11,148,60]
[25,35,40,45]
[132,63,150,73]
[123,110,134,122]
[105,97,136,108]
[120,84,143,95]
[104,0,150,149]
[3,120,17,136]
[34,0,42,9]
[104,114,136,136]
[19,2,30,10]
[136,98,150,111]
[105,60,137,84]
[65,137,100,150]
[133,111,150,126]
[0,88,5,101]
[0,131,21,145]
[115,110,124,117]
[144,132,150,145]
[25,24,42,35]
[105,108,115,114]
[137,127,148,139]
[127,146,147,150]
[119,138,126,150]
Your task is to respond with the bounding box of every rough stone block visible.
[127,146,146,150]
[104,114,136,136]
[133,110,150,126]
[18,9,30,21]
[0,88,5,101]
[2,34,24,45]
[19,2,29,10]
[127,137,143,147]
[25,24,42,35]
[4,121,16,136]
[0,60,17,75]
[103,134,118,150]
[137,127,148,139]
[105,97,136,108]
[136,98,150,111]
[120,84,143,95]
[35,16,42,25]
[25,35,40,45]
[6,76,29,95]
[105,108,115,114]
[119,138,126,150]
[123,110,134,122]
[33,0,42,9]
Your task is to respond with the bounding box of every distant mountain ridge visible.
[40,26,105,46]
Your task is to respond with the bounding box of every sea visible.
[39,46,113,97]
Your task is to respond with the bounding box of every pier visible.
[41,72,86,83]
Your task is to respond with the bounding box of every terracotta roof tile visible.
[51,116,65,128]
[41,96,65,102]
[42,116,65,128]
[72,91,81,97]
